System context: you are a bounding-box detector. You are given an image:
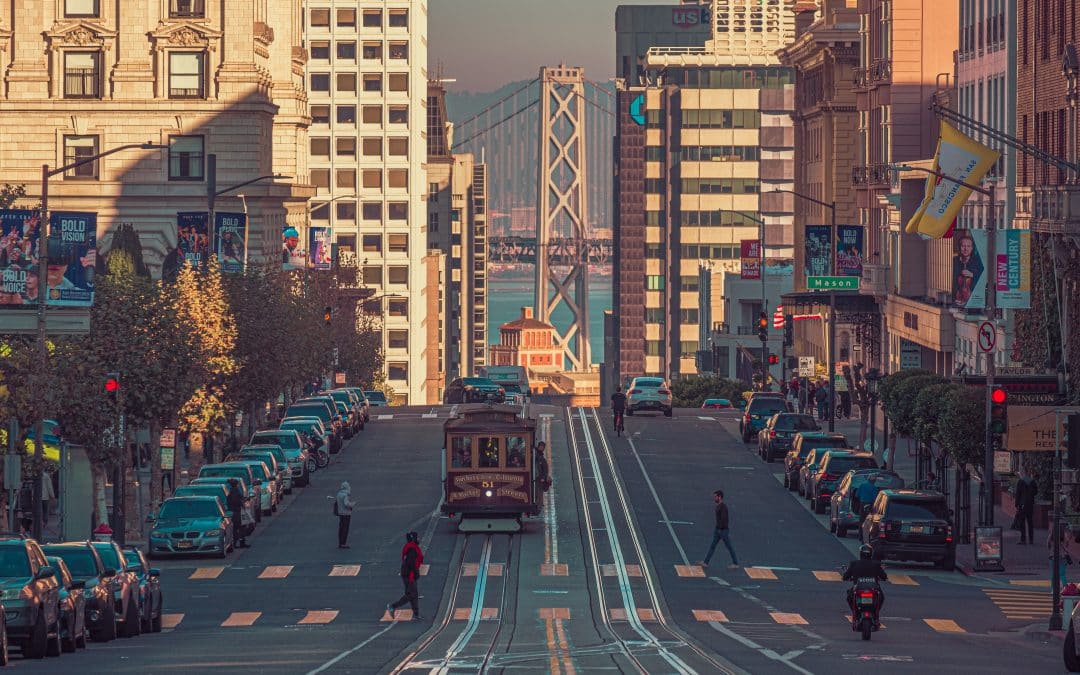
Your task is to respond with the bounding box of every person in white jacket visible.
[336,481,355,549]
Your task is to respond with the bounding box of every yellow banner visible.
[904,122,1001,239]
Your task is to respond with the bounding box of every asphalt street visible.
[7,405,1065,673]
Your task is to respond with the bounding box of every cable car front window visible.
[478,436,501,468]
[451,436,473,468]
[507,436,527,468]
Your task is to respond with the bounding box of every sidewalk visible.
[829,416,1052,579]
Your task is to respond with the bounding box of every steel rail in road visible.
[569,407,739,674]
[388,533,516,674]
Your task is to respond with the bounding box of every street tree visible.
[938,385,986,470]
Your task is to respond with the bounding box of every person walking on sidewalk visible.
[701,489,739,570]
[335,481,355,549]
[387,531,424,620]
[1014,470,1038,545]
[227,479,249,549]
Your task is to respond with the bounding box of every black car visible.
[786,432,848,493]
[740,395,790,442]
[444,377,506,404]
[286,399,341,452]
[41,541,117,642]
[0,536,61,658]
[758,413,819,462]
[90,541,142,637]
[860,489,955,570]
[123,549,162,633]
[806,450,878,513]
[46,556,87,652]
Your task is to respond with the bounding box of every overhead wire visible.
[454,77,539,131]
[452,97,540,151]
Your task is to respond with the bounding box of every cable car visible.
[441,404,540,532]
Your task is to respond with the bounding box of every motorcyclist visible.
[610,386,627,426]
[842,544,887,618]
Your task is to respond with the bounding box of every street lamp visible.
[206,153,290,263]
[866,367,881,462]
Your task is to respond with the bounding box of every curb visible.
[956,561,974,577]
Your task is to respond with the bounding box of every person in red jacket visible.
[387,531,424,620]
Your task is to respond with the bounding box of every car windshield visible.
[48,551,98,578]
[502,384,522,394]
[244,462,270,479]
[826,456,877,474]
[159,500,222,520]
[94,545,121,570]
[254,432,300,450]
[0,548,31,577]
[776,415,818,431]
[749,400,787,414]
[805,438,847,451]
[365,391,387,402]
[634,378,664,388]
[287,405,331,422]
[123,551,142,569]
[175,487,222,501]
[463,378,496,386]
[886,499,948,520]
[200,467,249,484]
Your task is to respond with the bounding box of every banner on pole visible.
[47,211,97,307]
[214,212,246,274]
[740,239,760,279]
[177,212,210,268]
[282,225,305,270]
[995,229,1031,309]
[309,227,332,270]
[0,210,42,305]
[951,229,987,310]
[836,225,864,277]
[804,225,832,277]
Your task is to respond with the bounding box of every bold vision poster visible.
[804,225,832,277]
[836,225,864,277]
[177,212,210,268]
[0,210,41,305]
[47,211,97,307]
[214,212,247,274]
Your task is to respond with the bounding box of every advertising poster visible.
[0,210,41,305]
[996,229,1031,309]
[836,225,864,277]
[282,225,305,270]
[177,212,210,268]
[740,239,760,280]
[804,225,832,277]
[952,229,987,310]
[214,212,247,274]
[309,226,332,270]
[46,211,97,307]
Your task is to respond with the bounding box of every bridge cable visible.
[451,97,540,151]
[454,77,540,131]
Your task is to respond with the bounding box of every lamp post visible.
[771,188,839,433]
[866,367,881,460]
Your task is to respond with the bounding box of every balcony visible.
[851,164,894,189]
[869,58,892,84]
[853,67,869,90]
[1030,185,1080,235]
[860,263,889,297]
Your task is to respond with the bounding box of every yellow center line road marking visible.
[487,563,504,576]
[298,611,338,625]
[887,574,918,586]
[625,565,643,577]
[544,618,561,675]
[540,563,569,576]
[189,566,225,580]
[636,608,657,622]
[692,609,729,622]
[676,565,706,577]
[329,564,361,577]
[770,612,808,625]
[258,565,294,579]
[1009,579,1051,587]
[161,613,184,629]
[745,567,778,580]
[924,618,965,633]
[222,612,261,627]
[813,570,842,582]
[539,608,571,620]
[554,618,575,675]
[462,563,480,577]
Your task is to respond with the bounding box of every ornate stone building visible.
[0,0,312,270]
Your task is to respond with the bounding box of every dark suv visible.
[784,432,848,492]
[806,450,878,513]
[860,490,955,570]
[0,536,61,658]
[90,540,142,637]
[740,395,790,443]
[41,541,117,641]
[758,413,819,462]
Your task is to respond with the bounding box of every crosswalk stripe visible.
[540,563,569,576]
[189,567,225,580]
[887,574,918,586]
[329,564,361,577]
[222,612,261,627]
[161,613,184,630]
[382,609,414,622]
[378,414,394,420]
[698,416,715,421]
[1009,579,1051,587]
[770,612,808,625]
[258,565,294,579]
[676,565,706,577]
[298,610,338,625]
[924,618,965,633]
[419,564,430,576]
[692,609,729,622]
[813,570,842,582]
[745,567,778,580]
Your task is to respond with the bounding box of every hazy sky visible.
[429,0,674,93]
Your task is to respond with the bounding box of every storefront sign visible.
[974,526,1004,571]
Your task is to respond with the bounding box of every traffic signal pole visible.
[981,183,997,527]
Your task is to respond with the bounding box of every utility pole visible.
[982,183,997,526]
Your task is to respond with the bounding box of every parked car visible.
[225,459,277,516]
[45,556,86,652]
[280,417,325,450]
[1063,598,1080,671]
[122,549,162,633]
[285,399,341,452]
[740,395,790,442]
[758,413,820,462]
[626,377,673,417]
[0,536,61,658]
[785,433,849,493]
[172,483,230,511]
[364,390,390,407]
[806,450,878,513]
[860,489,955,570]
[252,429,309,487]
[149,496,234,560]
[830,469,905,537]
[190,478,256,535]
[326,389,365,431]
[345,388,371,422]
[198,463,260,522]
[90,540,142,638]
[443,377,506,404]
[240,445,291,494]
[40,542,115,642]
[701,398,733,409]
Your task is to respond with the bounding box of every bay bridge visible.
[487,236,613,265]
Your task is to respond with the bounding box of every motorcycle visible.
[850,578,882,640]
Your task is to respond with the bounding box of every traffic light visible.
[784,314,794,347]
[104,372,120,405]
[757,312,768,342]
[989,386,1007,450]
[324,306,333,326]
[768,354,779,366]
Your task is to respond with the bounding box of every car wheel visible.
[62,615,77,653]
[25,612,47,658]
[782,474,789,488]
[0,618,8,665]
[93,603,117,642]
[141,598,153,634]
[829,519,837,533]
[664,408,673,417]
[45,618,61,657]
[626,408,634,416]
[151,596,163,633]
[76,620,88,649]
[815,497,827,514]
[120,595,141,638]
[870,545,883,561]
[788,474,798,492]
[1066,624,1080,672]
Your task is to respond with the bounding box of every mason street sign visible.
[807,276,860,291]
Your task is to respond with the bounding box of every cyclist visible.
[611,385,627,432]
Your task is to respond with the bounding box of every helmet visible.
[406,531,419,543]
[859,544,873,560]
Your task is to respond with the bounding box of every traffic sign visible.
[807,276,860,291]
[798,356,815,377]
[978,321,996,353]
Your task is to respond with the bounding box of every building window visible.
[428,182,439,202]
[645,308,664,323]
[310,73,330,92]
[311,105,330,124]
[362,137,382,156]
[362,234,382,252]
[362,74,382,92]
[65,0,99,17]
[336,41,356,61]
[335,169,356,189]
[363,265,382,285]
[646,275,665,290]
[680,275,700,292]
[388,298,408,318]
[170,0,205,18]
[335,137,356,156]
[388,73,408,93]
[362,41,382,60]
[336,105,356,125]
[337,8,356,27]
[387,362,408,381]
[389,41,408,60]
[362,202,381,220]
[388,330,408,349]
[310,202,329,222]
[168,135,204,181]
[428,211,439,232]
[362,170,381,189]
[388,105,408,124]
[336,73,356,93]
[64,51,101,99]
[311,169,330,189]
[63,135,99,180]
[362,105,382,125]
[645,243,664,259]
[387,266,408,284]
[388,235,408,254]
[388,9,409,27]
[310,137,330,157]
[309,8,330,27]
[309,41,330,60]
[169,52,206,98]
[362,9,382,27]
[388,169,408,189]
[335,201,356,221]
[387,202,408,220]
[388,138,408,156]
[645,340,663,356]
[680,309,699,325]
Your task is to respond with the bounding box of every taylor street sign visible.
[807,276,860,291]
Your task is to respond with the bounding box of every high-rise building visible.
[303,1,428,404]
[427,80,489,393]
[0,0,311,272]
[613,0,797,381]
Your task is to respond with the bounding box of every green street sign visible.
[807,276,860,291]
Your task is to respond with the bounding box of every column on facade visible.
[111,2,155,98]
[4,1,49,98]
[216,0,263,96]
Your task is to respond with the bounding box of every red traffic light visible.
[768,354,779,365]
[104,378,119,393]
[991,388,1007,405]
